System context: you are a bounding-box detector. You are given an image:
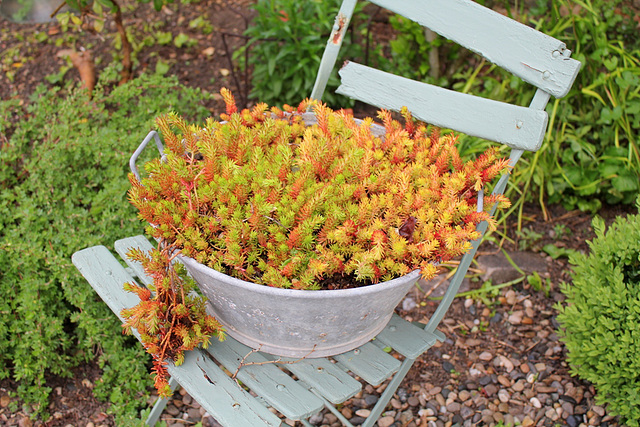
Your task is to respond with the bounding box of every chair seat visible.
[72,236,440,426]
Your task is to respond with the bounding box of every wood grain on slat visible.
[337,61,548,151]
[370,0,580,98]
[72,246,142,324]
[207,338,324,420]
[178,349,283,427]
[270,356,362,404]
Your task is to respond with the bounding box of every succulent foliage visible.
[125,89,511,395]
[129,89,511,290]
[121,243,225,397]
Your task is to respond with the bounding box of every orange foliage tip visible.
[371,229,388,244]
[220,87,237,115]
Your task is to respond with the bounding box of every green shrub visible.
[0,73,212,422]
[240,0,372,108]
[557,201,640,425]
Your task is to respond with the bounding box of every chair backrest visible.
[310,0,581,154]
[309,0,581,334]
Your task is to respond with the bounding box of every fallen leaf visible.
[399,216,417,242]
[201,47,215,56]
[219,68,230,77]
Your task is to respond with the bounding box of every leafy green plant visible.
[531,0,640,212]
[173,33,198,48]
[0,73,212,422]
[557,201,640,425]
[542,244,580,260]
[515,227,543,251]
[527,271,551,297]
[552,223,571,239]
[387,15,464,86]
[54,0,176,83]
[238,0,370,108]
[189,15,214,34]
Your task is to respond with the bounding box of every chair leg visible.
[146,376,180,426]
[361,357,416,427]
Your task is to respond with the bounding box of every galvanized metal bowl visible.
[180,255,420,358]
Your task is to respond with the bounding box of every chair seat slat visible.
[207,338,325,420]
[72,246,142,326]
[333,342,401,386]
[168,349,283,427]
[375,314,438,360]
[269,356,362,405]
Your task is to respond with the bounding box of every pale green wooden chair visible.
[72,1,580,426]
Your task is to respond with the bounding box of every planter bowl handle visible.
[130,130,165,181]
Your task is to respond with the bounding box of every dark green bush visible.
[0,74,212,422]
[557,201,640,425]
[240,0,371,108]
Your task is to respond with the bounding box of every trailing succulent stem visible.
[121,242,224,397]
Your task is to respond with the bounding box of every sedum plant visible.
[125,89,511,393]
[557,201,640,425]
[121,243,225,397]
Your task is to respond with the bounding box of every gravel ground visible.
[152,254,619,427]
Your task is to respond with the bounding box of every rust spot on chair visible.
[331,14,347,44]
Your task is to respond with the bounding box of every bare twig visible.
[221,32,247,108]
[490,337,519,352]
[160,418,196,425]
[112,0,132,84]
[231,345,318,380]
[524,339,541,353]
[263,215,286,228]
[49,0,67,19]
[364,6,382,66]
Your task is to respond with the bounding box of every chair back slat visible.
[310,0,358,100]
[370,0,581,98]
[337,62,548,151]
